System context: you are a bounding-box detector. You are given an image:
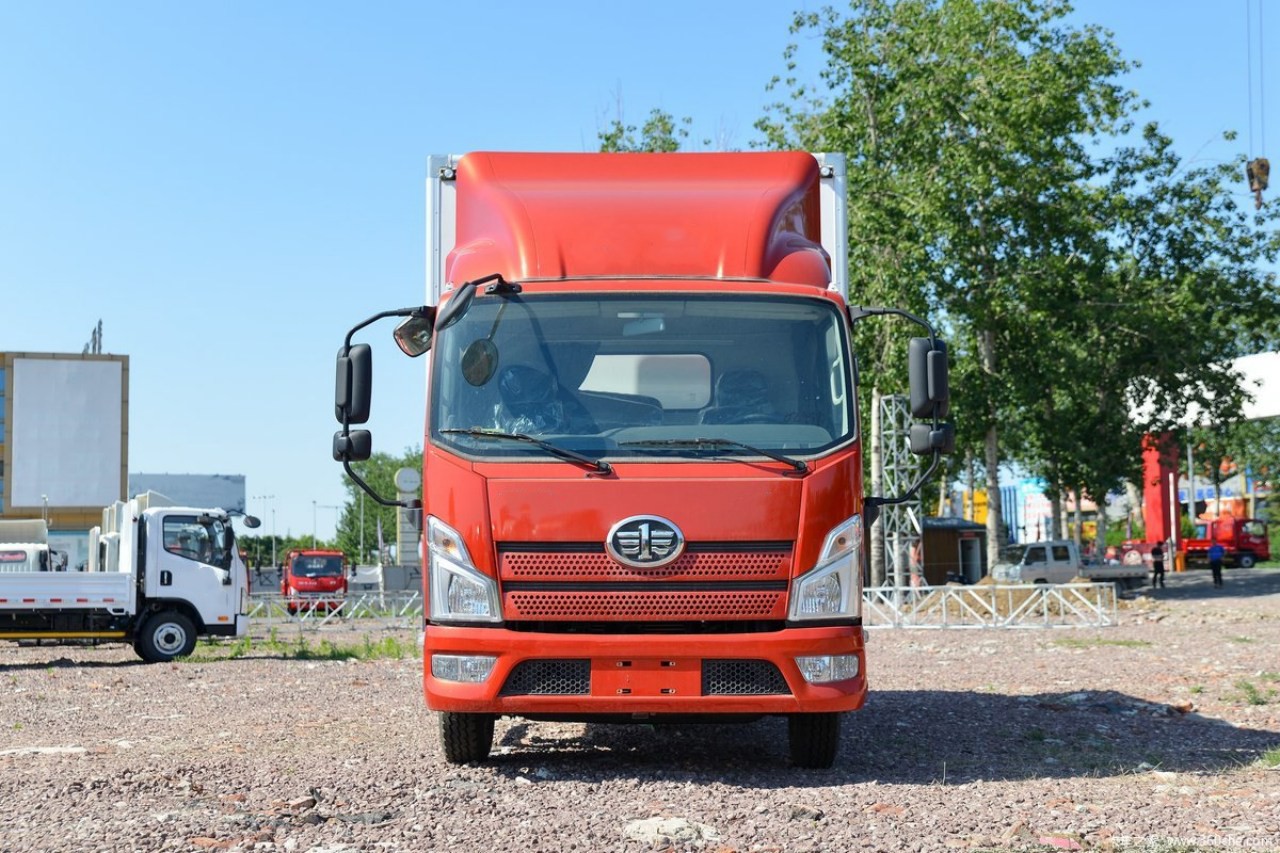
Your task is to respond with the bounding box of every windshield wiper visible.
[441,428,613,474]
[618,438,808,474]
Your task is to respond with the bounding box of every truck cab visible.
[330,151,953,768]
[1184,516,1271,568]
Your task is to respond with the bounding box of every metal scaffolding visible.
[878,394,923,587]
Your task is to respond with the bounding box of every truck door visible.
[153,515,238,624]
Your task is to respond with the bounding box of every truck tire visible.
[788,712,841,769]
[1238,553,1256,569]
[440,712,495,764]
[136,612,197,663]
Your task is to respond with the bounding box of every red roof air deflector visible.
[446,151,831,288]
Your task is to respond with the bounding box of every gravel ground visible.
[2,569,1279,853]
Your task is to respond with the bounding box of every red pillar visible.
[1141,432,1180,546]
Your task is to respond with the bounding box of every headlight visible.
[427,516,501,624]
[789,515,862,621]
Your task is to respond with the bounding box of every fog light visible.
[431,654,497,683]
[795,654,860,684]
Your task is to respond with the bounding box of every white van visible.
[992,540,1083,584]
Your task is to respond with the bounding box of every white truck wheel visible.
[136,612,197,663]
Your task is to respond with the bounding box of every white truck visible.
[990,539,1146,588]
[0,492,259,662]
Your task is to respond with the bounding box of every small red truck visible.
[1182,515,1271,569]
[281,549,349,614]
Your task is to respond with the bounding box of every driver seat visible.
[699,368,778,424]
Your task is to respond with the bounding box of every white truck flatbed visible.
[0,571,135,613]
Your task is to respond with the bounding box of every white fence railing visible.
[862,582,1118,629]
[248,591,424,628]
[247,583,1118,631]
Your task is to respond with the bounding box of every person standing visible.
[1150,542,1166,589]
[1207,541,1226,588]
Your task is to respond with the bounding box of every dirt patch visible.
[1,570,1278,852]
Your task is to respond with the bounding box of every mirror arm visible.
[342,458,421,509]
[865,451,943,516]
[343,306,431,354]
[334,306,430,510]
[849,305,938,341]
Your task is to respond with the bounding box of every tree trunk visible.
[1049,492,1062,540]
[965,450,978,521]
[1095,493,1108,562]
[869,387,885,586]
[980,329,1004,569]
[985,424,1004,568]
[1125,480,1142,539]
[1072,491,1083,548]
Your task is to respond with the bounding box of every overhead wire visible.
[1248,0,1255,154]
[1245,0,1269,208]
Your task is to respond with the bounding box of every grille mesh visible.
[499,548,789,581]
[505,590,784,621]
[500,660,591,695]
[702,659,791,695]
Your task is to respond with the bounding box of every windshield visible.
[163,516,231,569]
[431,293,854,461]
[292,556,345,577]
[996,545,1027,565]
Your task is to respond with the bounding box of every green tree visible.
[1017,123,1280,547]
[598,108,691,152]
[756,0,1136,564]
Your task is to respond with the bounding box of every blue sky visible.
[1,1,1269,542]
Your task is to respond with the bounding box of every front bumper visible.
[423,624,866,716]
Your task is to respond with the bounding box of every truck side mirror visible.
[909,422,956,455]
[335,343,373,424]
[394,311,436,357]
[333,430,372,462]
[908,337,949,419]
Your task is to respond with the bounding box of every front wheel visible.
[440,712,495,764]
[1238,553,1256,569]
[136,611,197,663]
[788,712,841,769]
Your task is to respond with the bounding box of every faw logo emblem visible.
[606,516,685,568]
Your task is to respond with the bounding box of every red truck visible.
[281,548,349,614]
[1182,515,1271,569]
[330,151,952,767]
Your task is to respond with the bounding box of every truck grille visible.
[495,658,792,697]
[506,589,785,620]
[499,543,790,581]
[497,542,792,623]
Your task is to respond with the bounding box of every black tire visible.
[788,712,841,769]
[136,611,197,663]
[440,712,495,764]
[1238,553,1256,569]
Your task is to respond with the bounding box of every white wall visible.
[10,358,123,508]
